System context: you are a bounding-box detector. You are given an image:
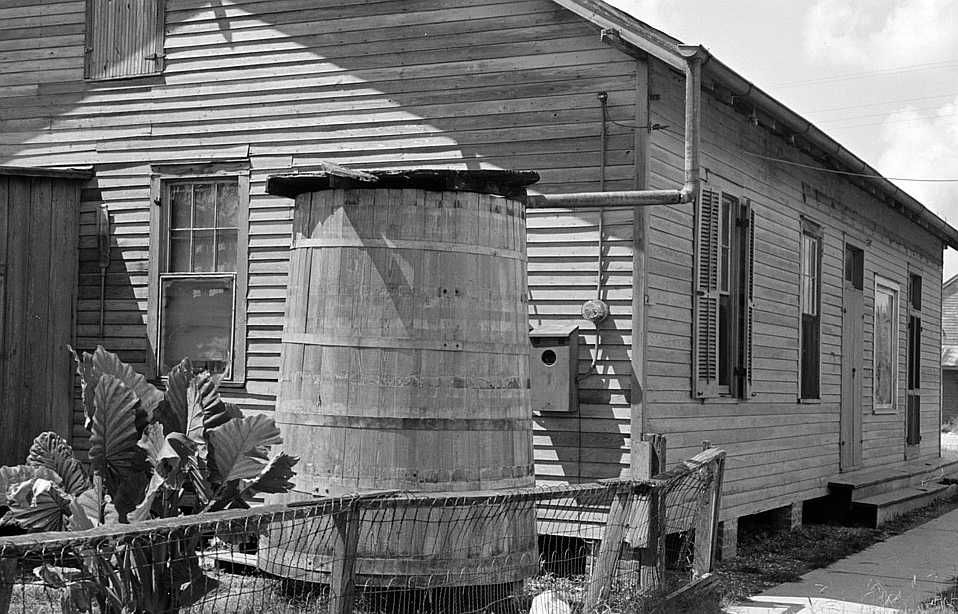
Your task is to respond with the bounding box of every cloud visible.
[875,97,958,275]
[804,0,958,68]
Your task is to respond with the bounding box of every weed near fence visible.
[0,448,724,614]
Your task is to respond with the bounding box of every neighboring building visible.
[1,0,956,551]
[942,275,958,424]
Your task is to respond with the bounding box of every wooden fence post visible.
[329,500,361,614]
[638,487,665,593]
[582,486,633,612]
[634,433,667,479]
[693,453,726,579]
[0,556,15,614]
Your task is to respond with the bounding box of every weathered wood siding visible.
[645,59,944,519]
[0,0,637,479]
[1,0,949,521]
[0,171,80,464]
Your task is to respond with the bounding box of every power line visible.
[771,60,958,88]
[817,105,957,126]
[807,91,958,115]
[825,109,958,130]
[742,151,958,182]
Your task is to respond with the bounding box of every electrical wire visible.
[771,60,958,88]
[807,91,958,115]
[741,150,958,182]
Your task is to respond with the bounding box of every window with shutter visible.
[85,0,166,80]
[694,188,721,398]
[693,183,755,400]
[906,272,922,446]
[799,220,823,399]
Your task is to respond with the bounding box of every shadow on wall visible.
[1,3,639,466]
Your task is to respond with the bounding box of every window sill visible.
[873,408,898,415]
[148,377,247,390]
[698,396,745,404]
[798,398,821,404]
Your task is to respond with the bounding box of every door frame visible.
[840,238,865,471]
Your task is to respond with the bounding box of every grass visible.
[717,492,958,610]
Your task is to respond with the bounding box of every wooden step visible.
[828,458,958,501]
[852,483,955,528]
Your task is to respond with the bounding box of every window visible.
[693,184,754,399]
[873,276,899,413]
[906,272,922,445]
[148,168,248,382]
[799,222,823,399]
[85,0,166,80]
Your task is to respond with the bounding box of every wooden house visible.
[942,275,958,424]
[0,167,86,465]
[2,0,957,553]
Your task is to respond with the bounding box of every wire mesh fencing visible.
[0,448,724,614]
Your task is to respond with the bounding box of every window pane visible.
[874,287,895,406]
[192,230,214,272]
[170,185,192,229]
[216,229,237,272]
[720,200,731,292]
[194,184,216,227]
[159,277,234,376]
[169,230,191,272]
[217,183,238,227]
[719,295,730,386]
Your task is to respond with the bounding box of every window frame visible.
[148,164,249,385]
[692,177,754,401]
[799,219,823,400]
[872,275,900,414]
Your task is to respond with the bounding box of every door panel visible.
[841,244,864,471]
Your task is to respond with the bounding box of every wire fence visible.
[0,448,724,614]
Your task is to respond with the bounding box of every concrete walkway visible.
[727,508,958,613]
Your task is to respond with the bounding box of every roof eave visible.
[555,0,958,252]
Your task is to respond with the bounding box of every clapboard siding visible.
[0,0,637,478]
[646,60,944,519]
[1,0,950,523]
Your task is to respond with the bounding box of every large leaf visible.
[0,464,60,507]
[5,478,72,532]
[91,346,163,421]
[70,345,98,431]
[27,432,90,496]
[90,375,140,477]
[208,414,283,483]
[90,374,150,518]
[239,453,298,498]
[159,358,192,434]
[72,345,163,431]
[138,423,181,479]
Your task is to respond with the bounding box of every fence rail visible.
[0,448,725,614]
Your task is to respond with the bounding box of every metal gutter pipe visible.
[527,44,706,209]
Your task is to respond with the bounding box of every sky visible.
[606,0,958,279]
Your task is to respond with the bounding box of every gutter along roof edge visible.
[556,0,958,251]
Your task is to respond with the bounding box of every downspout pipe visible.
[526,44,706,209]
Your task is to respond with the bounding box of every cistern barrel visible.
[260,169,540,586]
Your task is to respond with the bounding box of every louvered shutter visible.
[86,0,166,80]
[740,201,755,398]
[693,187,721,398]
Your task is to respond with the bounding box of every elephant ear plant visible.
[0,346,299,612]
